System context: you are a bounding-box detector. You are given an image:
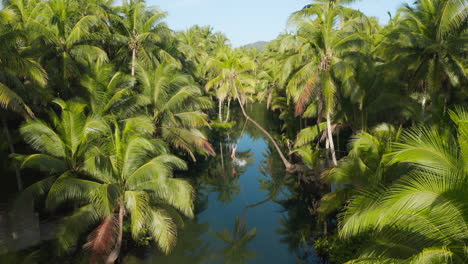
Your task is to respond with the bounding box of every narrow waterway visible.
[124,104,322,264]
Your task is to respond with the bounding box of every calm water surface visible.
[125,105,322,264]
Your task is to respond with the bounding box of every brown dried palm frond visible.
[84,215,117,264]
[295,75,318,116]
[199,139,216,157]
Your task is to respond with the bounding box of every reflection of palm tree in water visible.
[202,141,254,205]
[241,144,291,219]
[212,216,257,264]
[229,118,249,168]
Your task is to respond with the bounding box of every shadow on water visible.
[124,104,324,264]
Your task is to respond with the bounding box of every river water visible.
[123,104,322,264]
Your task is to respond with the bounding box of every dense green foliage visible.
[0,0,467,263]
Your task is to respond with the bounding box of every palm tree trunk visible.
[220,142,225,172]
[218,100,223,123]
[2,116,23,191]
[225,98,231,122]
[234,92,293,170]
[422,95,427,119]
[106,203,125,264]
[326,112,338,166]
[131,48,136,76]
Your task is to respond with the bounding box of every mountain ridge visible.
[242,41,269,50]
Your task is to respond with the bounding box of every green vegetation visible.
[0,0,467,263]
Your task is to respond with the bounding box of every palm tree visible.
[339,108,468,263]
[0,6,48,190]
[81,61,137,118]
[318,124,407,218]
[177,26,229,83]
[26,0,109,95]
[18,113,194,263]
[0,5,48,114]
[284,1,367,166]
[206,48,256,123]
[109,0,175,76]
[137,63,215,160]
[379,0,467,117]
[206,49,294,170]
[15,100,108,202]
[51,116,194,263]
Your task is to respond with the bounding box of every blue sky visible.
[150,0,411,47]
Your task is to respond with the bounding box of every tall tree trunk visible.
[225,98,231,122]
[233,87,293,170]
[131,48,136,76]
[218,100,223,123]
[106,203,125,264]
[2,116,23,191]
[422,95,427,120]
[326,112,338,166]
[220,142,225,173]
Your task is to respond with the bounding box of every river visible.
[123,104,323,264]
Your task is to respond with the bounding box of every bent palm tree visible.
[207,49,293,170]
[339,107,468,263]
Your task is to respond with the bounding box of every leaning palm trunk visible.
[2,116,23,191]
[326,112,338,166]
[106,203,125,264]
[233,86,293,170]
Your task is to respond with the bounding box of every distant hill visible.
[242,41,269,50]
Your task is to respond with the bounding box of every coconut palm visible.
[15,100,108,203]
[378,0,467,119]
[80,61,137,118]
[48,116,195,263]
[284,1,367,165]
[318,124,408,218]
[206,48,256,123]
[177,26,229,83]
[0,7,48,190]
[137,63,215,160]
[0,7,47,116]
[339,107,468,263]
[25,0,109,95]
[207,49,294,170]
[109,0,175,76]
